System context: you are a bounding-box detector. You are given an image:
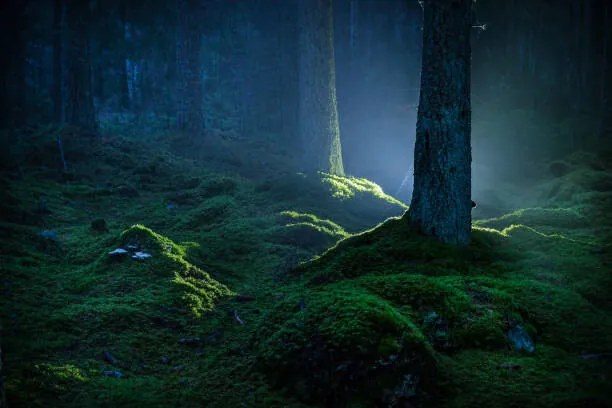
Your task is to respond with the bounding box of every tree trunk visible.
[408,0,472,246]
[176,0,204,136]
[601,0,612,138]
[298,0,344,176]
[0,0,27,128]
[53,0,65,124]
[65,0,97,129]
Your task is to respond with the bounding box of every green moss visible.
[476,207,589,230]
[321,172,408,209]
[257,285,435,405]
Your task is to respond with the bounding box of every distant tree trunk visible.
[408,0,472,246]
[0,0,27,128]
[65,0,97,129]
[53,0,65,124]
[298,0,344,176]
[119,3,131,111]
[176,0,204,136]
[600,1,612,139]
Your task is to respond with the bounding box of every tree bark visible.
[408,0,472,246]
[176,0,204,136]
[298,0,344,176]
[65,0,97,129]
[53,0,65,124]
[0,0,27,128]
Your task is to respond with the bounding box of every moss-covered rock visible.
[257,286,436,406]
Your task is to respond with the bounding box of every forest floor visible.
[0,126,611,407]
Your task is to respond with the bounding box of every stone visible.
[506,324,535,353]
[103,351,118,365]
[131,251,152,260]
[109,248,128,257]
[102,370,124,378]
[38,229,58,241]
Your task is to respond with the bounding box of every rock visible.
[38,229,59,241]
[109,248,128,257]
[103,351,118,365]
[178,337,201,347]
[126,244,138,250]
[131,251,152,260]
[102,370,124,378]
[506,324,535,353]
[91,218,108,232]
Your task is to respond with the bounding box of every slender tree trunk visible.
[176,0,204,136]
[53,0,65,124]
[601,0,612,138]
[0,0,27,128]
[65,0,97,129]
[298,0,344,176]
[120,3,131,111]
[408,0,472,246]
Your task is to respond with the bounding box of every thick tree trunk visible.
[408,0,472,246]
[298,0,344,176]
[176,0,204,136]
[65,0,97,129]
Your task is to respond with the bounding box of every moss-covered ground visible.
[0,127,611,407]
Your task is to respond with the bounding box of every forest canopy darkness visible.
[1,0,611,407]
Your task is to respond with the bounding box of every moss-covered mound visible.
[257,284,436,406]
[256,197,612,406]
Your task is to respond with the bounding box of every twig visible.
[234,310,245,325]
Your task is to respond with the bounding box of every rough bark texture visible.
[408,0,472,246]
[298,0,344,176]
[176,0,204,136]
[65,0,97,129]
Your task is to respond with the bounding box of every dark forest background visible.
[2,0,610,199]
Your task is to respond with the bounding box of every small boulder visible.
[38,230,59,241]
[103,351,118,365]
[506,324,534,353]
[109,248,128,257]
[102,370,124,378]
[131,251,152,260]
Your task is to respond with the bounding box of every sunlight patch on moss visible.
[320,172,408,209]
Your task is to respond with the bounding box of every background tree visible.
[297,0,344,176]
[65,0,97,129]
[176,0,204,136]
[0,0,28,128]
[408,0,473,245]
